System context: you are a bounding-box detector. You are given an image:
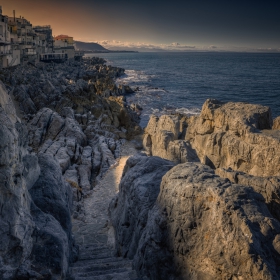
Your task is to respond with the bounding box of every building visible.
[0,5,83,67]
[0,6,15,68]
[8,15,42,63]
[33,25,53,55]
[53,34,75,59]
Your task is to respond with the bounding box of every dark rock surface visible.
[112,160,280,280]
[216,167,280,222]
[0,56,142,279]
[0,82,35,279]
[109,154,174,259]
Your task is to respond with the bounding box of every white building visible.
[0,6,14,68]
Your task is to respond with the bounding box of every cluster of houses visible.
[0,6,84,68]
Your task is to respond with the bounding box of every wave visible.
[116,70,156,85]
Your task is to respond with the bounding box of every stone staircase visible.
[70,243,138,280]
[69,141,140,280]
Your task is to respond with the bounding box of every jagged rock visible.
[0,83,35,279]
[1,57,142,278]
[273,116,280,130]
[106,96,142,139]
[55,146,71,172]
[132,163,280,280]
[29,153,77,276]
[77,146,92,192]
[216,167,280,221]
[30,153,73,233]
[186,99,280,176]
[29,203,71,279]
[118,84,134,94]
[144,100,280,176]
[143,115,199,163]
[64,168,79,189]
[109,154,174,259]
[22,154,41,190]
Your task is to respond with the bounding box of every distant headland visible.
[75,41,138,53]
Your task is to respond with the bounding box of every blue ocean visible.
[86,52,280,127]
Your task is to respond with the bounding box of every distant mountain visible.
[75,41,108,52]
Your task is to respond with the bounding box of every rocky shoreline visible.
[0,57,142,279]
[111,99,280,279]
[1,57,280,280]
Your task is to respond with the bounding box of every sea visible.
[85,52,280,127]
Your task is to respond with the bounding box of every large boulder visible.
[144,99,280,177]
[186,99,280,177]
[273,116,280,130]
[0,82,35,279]
[216,168,280,221]
[143,115,199,163]
[29,154,77,278]
[0,82,77,278]
[133,163,280,280]
[109,154,174,259]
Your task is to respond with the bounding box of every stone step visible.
[79,244,111,251]
[78,252,113,260]
[73,266,134,277]
[73,269,138,280]
[79,246,113,255]
[73,257,127,266]
[72,260,132,274]
[79,246,113,254]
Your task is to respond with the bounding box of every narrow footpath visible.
[70,141,139,280]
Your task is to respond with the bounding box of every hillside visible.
[75,41,108,52]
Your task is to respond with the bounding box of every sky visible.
[2,0,280,52]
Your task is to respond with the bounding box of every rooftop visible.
[54,35,73,40]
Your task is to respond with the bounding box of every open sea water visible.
[86,52,280,127]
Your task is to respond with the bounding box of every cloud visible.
[94,40,197,51]
[85,40,280,53]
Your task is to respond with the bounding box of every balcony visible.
[0,50,12,56]
[26,32,36,37]
[0,37,10,45]
[25,48,37,55]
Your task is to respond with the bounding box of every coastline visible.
[85,51,280,123]
[0,55,280,279]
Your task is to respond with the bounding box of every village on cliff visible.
[0,5,84,68]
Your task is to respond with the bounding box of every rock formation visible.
[216,168,280,221]
[111,158,280,279]
[0,56,142,279]
[144,99,280,177]
[0,81,76,279]
[109,98,280,279]
[134,163,280,280]
[109,154,175,259]
[273,116,280,130]
[143,114,199,163]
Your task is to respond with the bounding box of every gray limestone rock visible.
[216,168,280,222]
[0,83,35,279]
[133,163,280,280]
[143,114,199,163]
[144,99,280,177]
[273,116,280,130]
[109,154,175,259]
[186,99,280,177]
[29,153,78,276]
